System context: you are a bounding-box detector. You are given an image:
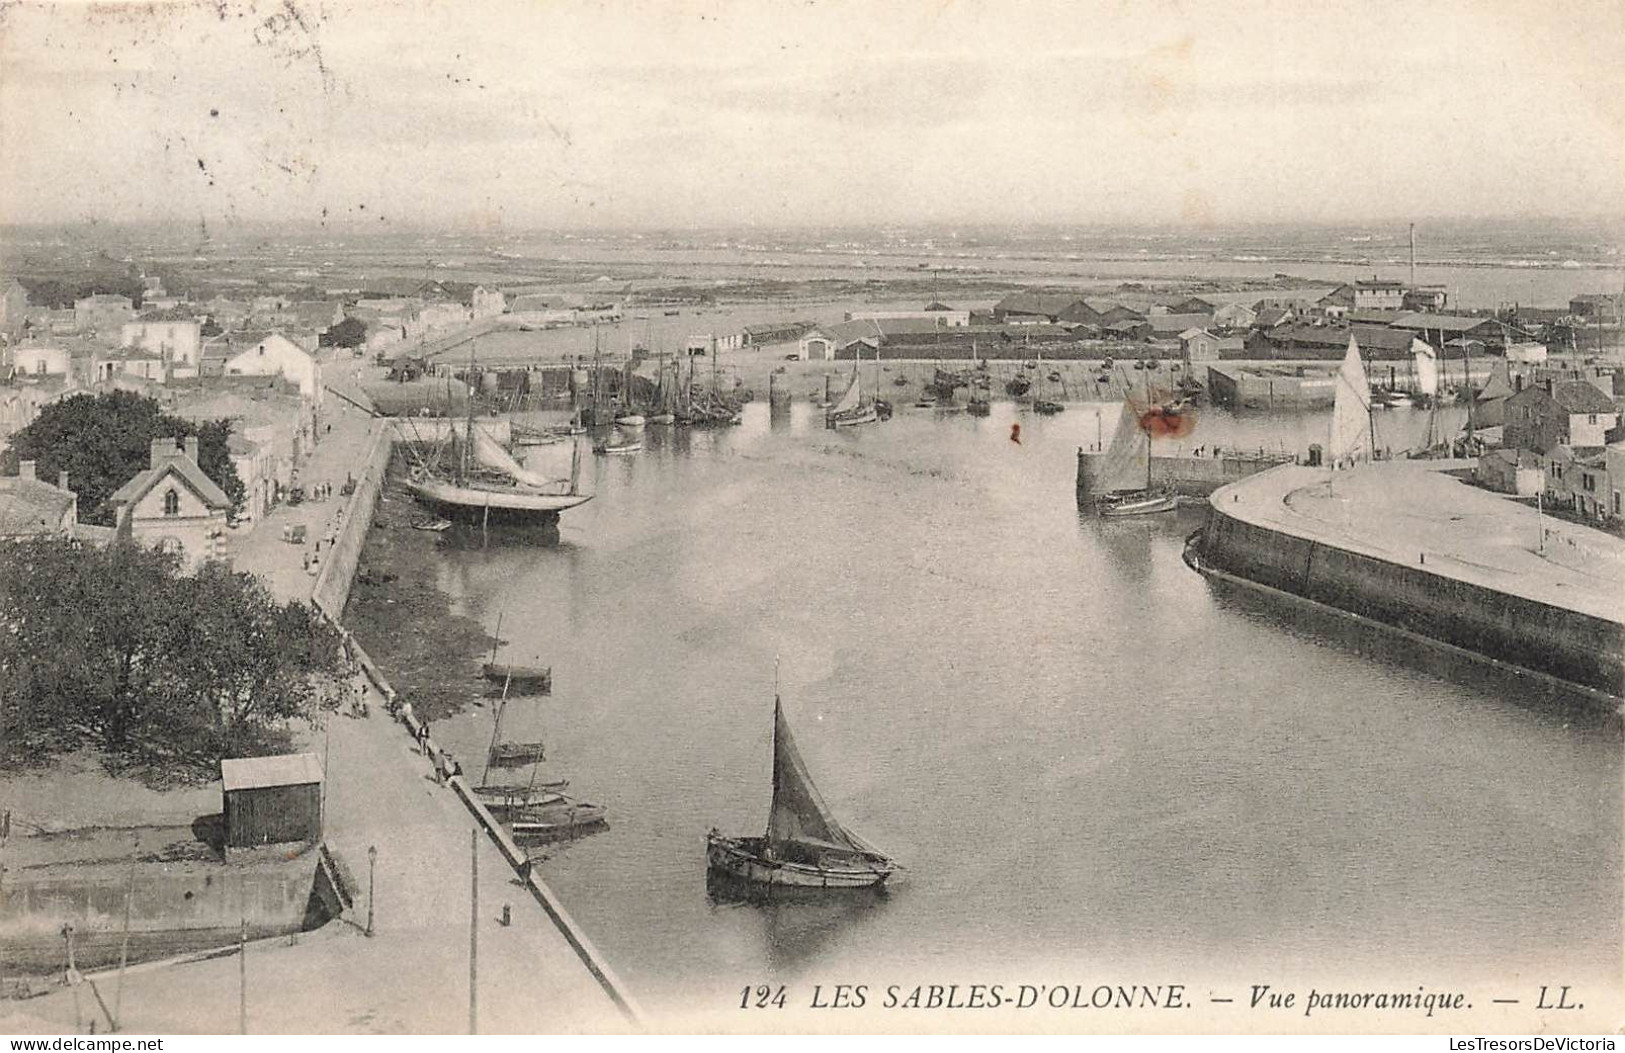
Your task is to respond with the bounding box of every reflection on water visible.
[391,400,1621,1015]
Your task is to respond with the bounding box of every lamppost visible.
[366,845,377,938]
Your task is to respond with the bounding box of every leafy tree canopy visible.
[2,391,245,525]
[0,537,351,781]
[324,315,367,348]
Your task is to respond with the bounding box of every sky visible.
[2,0,1623,231]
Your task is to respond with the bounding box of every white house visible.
[9,343,73,378]
[224,333,322,404]
[91,348,167,384]
[471,286,507,318]
[121,316,203,377]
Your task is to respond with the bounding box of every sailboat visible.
[475,674,607,840]
[403,349,592,527]
[967,340,991,416]
[1032,351,1064,414]
[1328,334,1376,471]
[826,347,879,428]
[646,353,677,425]
[706,690,899,890]
[1095,401,1177,516]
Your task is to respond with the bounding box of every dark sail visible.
[766,698,865,855]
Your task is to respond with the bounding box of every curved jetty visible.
[1185,461,1625,701]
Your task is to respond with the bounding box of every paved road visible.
[2,356,630,1034]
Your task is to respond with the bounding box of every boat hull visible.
[508,799,608,841]
[827,406,879,428]
[406,476,591,526]
[482,663,550,693]
[1098,488,1178,517]
[706,835,896,890]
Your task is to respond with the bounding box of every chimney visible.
[18,459,35,482]
[57,470,69,493]
[184,436,200,463]
[150,437,177,468]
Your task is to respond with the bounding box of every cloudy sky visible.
[2,0,1622,230]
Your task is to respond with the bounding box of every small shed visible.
[221,753,324,852]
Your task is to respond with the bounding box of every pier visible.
[1187,461,1625,701]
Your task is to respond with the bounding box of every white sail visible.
[1411,338,1439,396]
[830,366,861,416]
[471,423,567,490]
[1328,335,1372,468]
[1097,402,1150,492]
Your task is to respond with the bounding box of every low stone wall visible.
[311,426,392,620]
[0,853,339,974]
[1077,449,1296,498]
[1198,504,1625,697]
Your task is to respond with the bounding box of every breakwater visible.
[1186,465,1625,701]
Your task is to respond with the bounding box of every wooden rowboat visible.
[482,662,551,694]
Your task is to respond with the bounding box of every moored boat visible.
[509,797,608,841]
[482,662,551,693]
[593,438,642,455]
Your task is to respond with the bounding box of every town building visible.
[1606,442,1625,521]
[9,343,74,378]
[992,293,1099,325]
[1502,380,1619,453]
[1210,301,1257,329]
[121,312,203,377]
[1389,313,1509,349]
[1402,286,1449,312]
[109,436,233,570]
[0,280,27,343]
[1165,297,1215,315]
[1147,313,1216,340]
[470,286,507,318]
[91,348,168,384]
[73,293,135,335]
[1352,280,1406,311]
[0,461,78,538]
[220,753,324,856]
[223,333,322,403]
[1474,448,1543,497]
[1179,329,1226,362]
[742,321,816,347]
[1569,293,1621,324]
[847,308,972,327]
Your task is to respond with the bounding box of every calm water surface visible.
[409,402,1620,1015]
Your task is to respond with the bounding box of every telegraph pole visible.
[469,829,479,1035]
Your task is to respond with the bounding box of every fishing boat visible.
[614,413,647,428]
[410,515,453,532]
[706,689,899,891]
[509,797,609,841]
[481,662,551,693]
[476,671,610,841]
[593,437,642,455]
[826,347,880,428]
[966,340,991,416]
[511,422,561,447]
[401,345,591,528]
[1031,352,1064,414]
[1095,402,1177,517]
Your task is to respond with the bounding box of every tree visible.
[325,315,367,349]
[2,391,244,524]
[0,537,350,779]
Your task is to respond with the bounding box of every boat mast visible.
[463,341,478,483]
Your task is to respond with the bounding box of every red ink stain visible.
[1128,387,1198,440]
[1009,423,1022,445]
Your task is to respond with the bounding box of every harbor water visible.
[403,401,1620,1018]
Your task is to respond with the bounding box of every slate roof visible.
[0,477,74,536]
[110,448,232,510]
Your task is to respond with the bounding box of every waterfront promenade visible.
[1,363,628,1034]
